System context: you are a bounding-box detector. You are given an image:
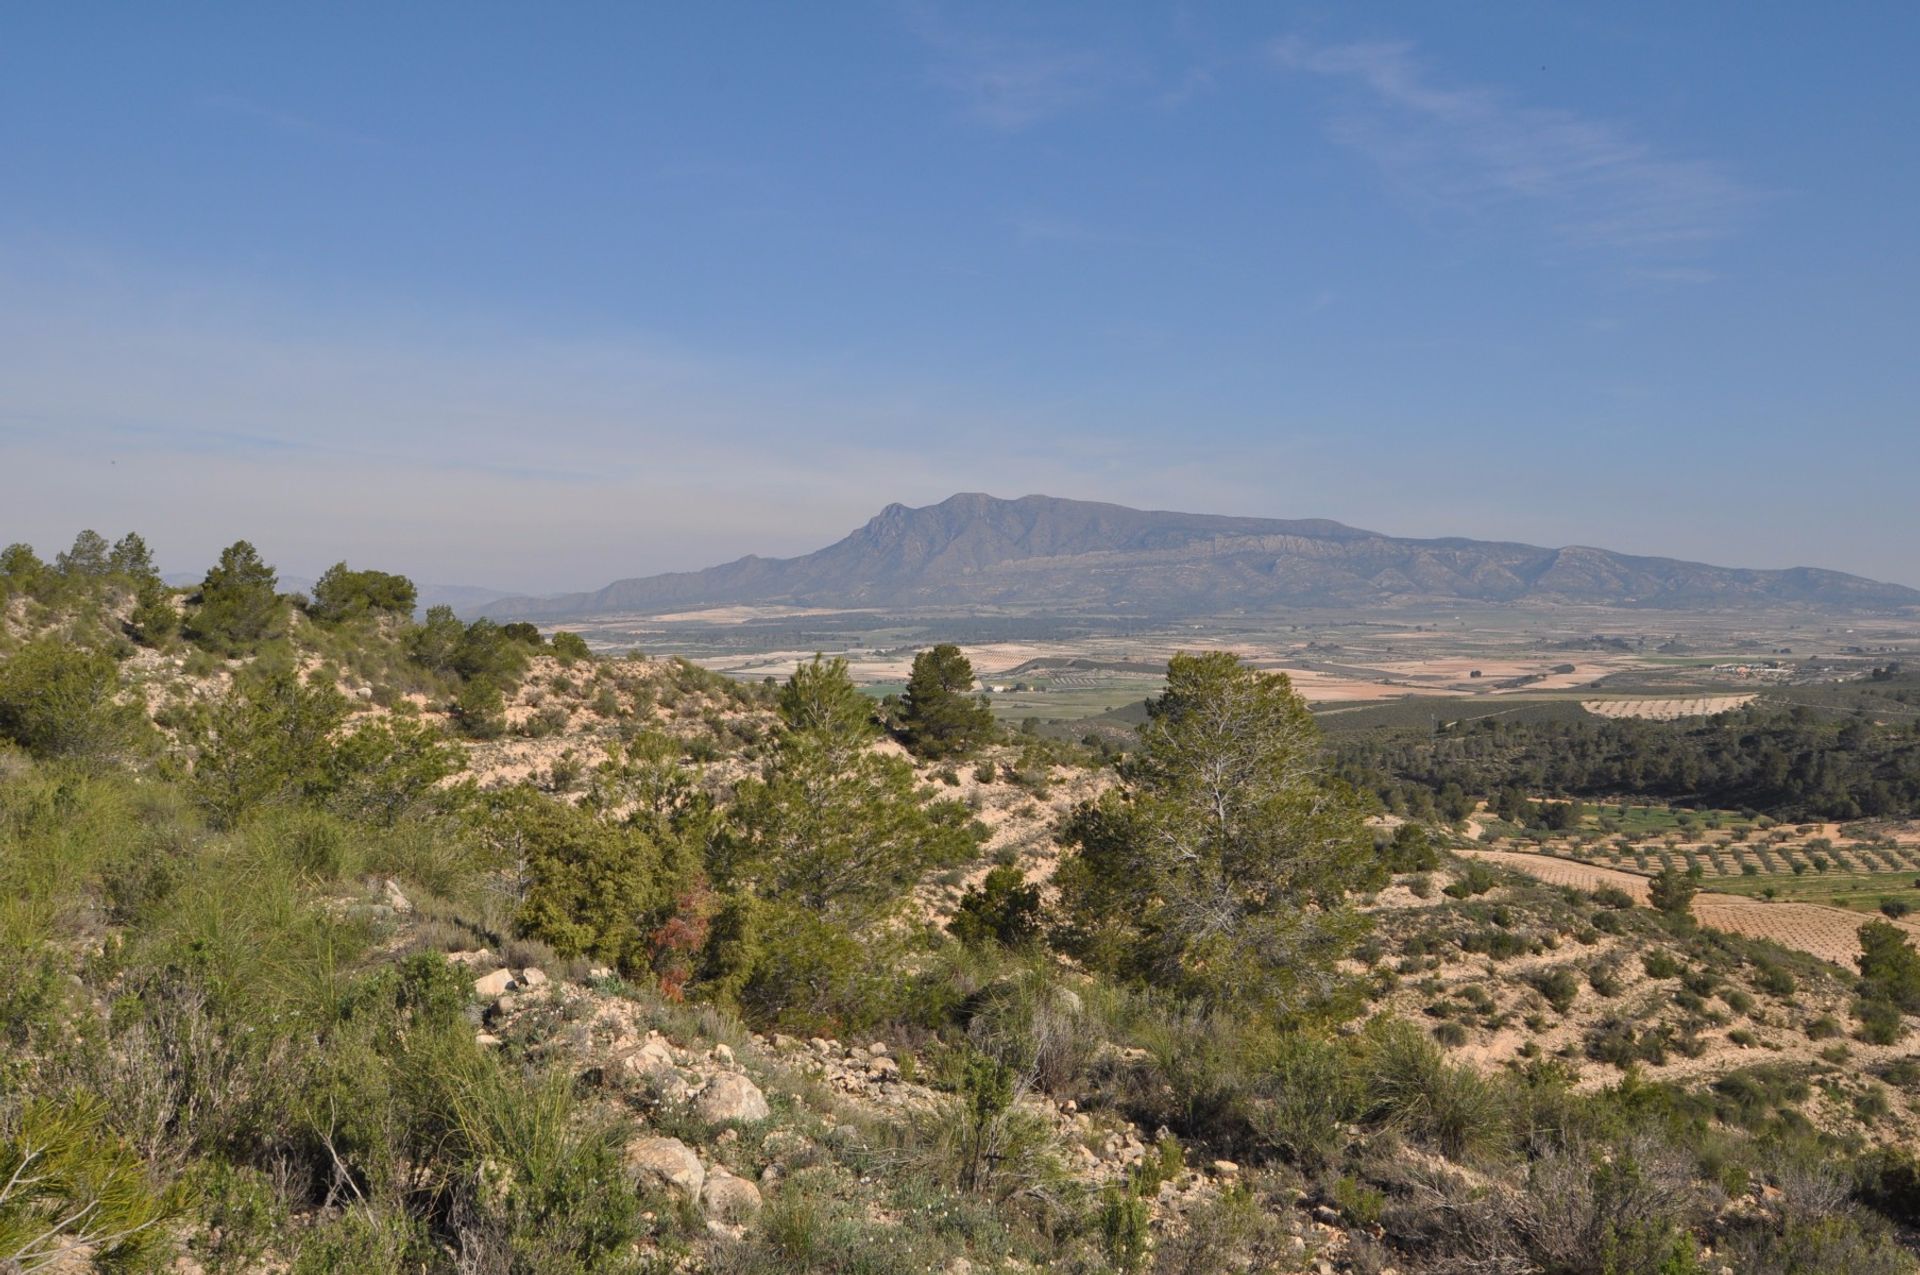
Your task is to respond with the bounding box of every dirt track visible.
[1466,849,1920,966]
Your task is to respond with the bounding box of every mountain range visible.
[480,494,1920,619]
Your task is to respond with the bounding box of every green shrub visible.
[0,638,148,761]
[1531,967,1581,1014]
[948,866,1043,950]
[549,631,591,665]
[183,541,284,654]
[1366,1022,1506,1159]
[1444,862,1498,899]
[1249,1030,1359,1169]
[0,1095,187,1271]
[1853,996,1906,1045]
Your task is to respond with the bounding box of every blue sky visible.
[3,3,1917,591]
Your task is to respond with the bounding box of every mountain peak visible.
[481,495,1920,620]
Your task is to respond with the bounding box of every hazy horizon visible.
[5,6,1917,593]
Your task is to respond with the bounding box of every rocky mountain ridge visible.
[482,493,1920,618]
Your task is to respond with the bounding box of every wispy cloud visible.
[906,5,1126,130]
[197,92,385,148]
[1273,39,1752,258]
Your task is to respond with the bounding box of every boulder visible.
[701,1170,763,1221]
[867,1055,900,1080]
[472,968,515,998]
[625,1136,704,1199]
[518,967,549,988]
[693,1072,771,1124]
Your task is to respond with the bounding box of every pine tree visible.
[1053,651,1377,1016]
[898,644,995,759]
[184,541,284,654]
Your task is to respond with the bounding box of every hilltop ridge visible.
[482,493,1920,619]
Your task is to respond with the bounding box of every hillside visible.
[483,493,1920,619]
[7,540,1920,1272]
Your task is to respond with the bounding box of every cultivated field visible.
[1581,694,1756,719]
[1468,848,1920,965]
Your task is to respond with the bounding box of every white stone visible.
[693,1072,771,1124]
[701,1170,763,1221]
[625,1136,704,1199]
[472,968,515,998]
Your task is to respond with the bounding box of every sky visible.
[3,3,1918,593]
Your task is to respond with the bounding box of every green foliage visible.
[1249,1029,1360,1169]
[1856,920,1920,1011]
[1531,966,1582,1014]
[1382,821,1440,872]
[185,540,285,654]
[1649,864,1703,919]
[54,528,112,578]
[1054,651,1376,1017]
[494,786,695,973]
[189,668,350,826]
[897,644,994,759]
[453,677,507,739]
[129,579,179,646]
[0,542,51,600]
[0,637,149,761]
[549,631,591,664]
[948,865,1043,950]
[108,532,159,581]
[1444,862,1498,899]
[776,654,874,745]
[712,661,981,1023]
[1363,1020,1507,1160]
[308,562,418,622]
[1336,697,1920,822]
[0,1095,185,1270]
[189,668,462,829]
[408,606,531,690]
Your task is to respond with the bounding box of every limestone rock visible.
[701,1169,763,1221]
[472,968,515,998]
[693,1072,770,1124]
[625,1136,704,1199]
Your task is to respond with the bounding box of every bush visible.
[1249,1031,1359,1169]
[948,866,1043,950]
[0,638,148,761]
[1530,967,1581,1014]
[1444,863,1497,899]
[0,1095,186,1271]
[183,541,284,654]
[1853,997,1906,1046]
[1365,1022,1506,1159]
[549,631,591,665]
[453,677,507,739]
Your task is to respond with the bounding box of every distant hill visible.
[481,493,1920,619]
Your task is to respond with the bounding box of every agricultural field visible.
[1581,694,1756,719]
